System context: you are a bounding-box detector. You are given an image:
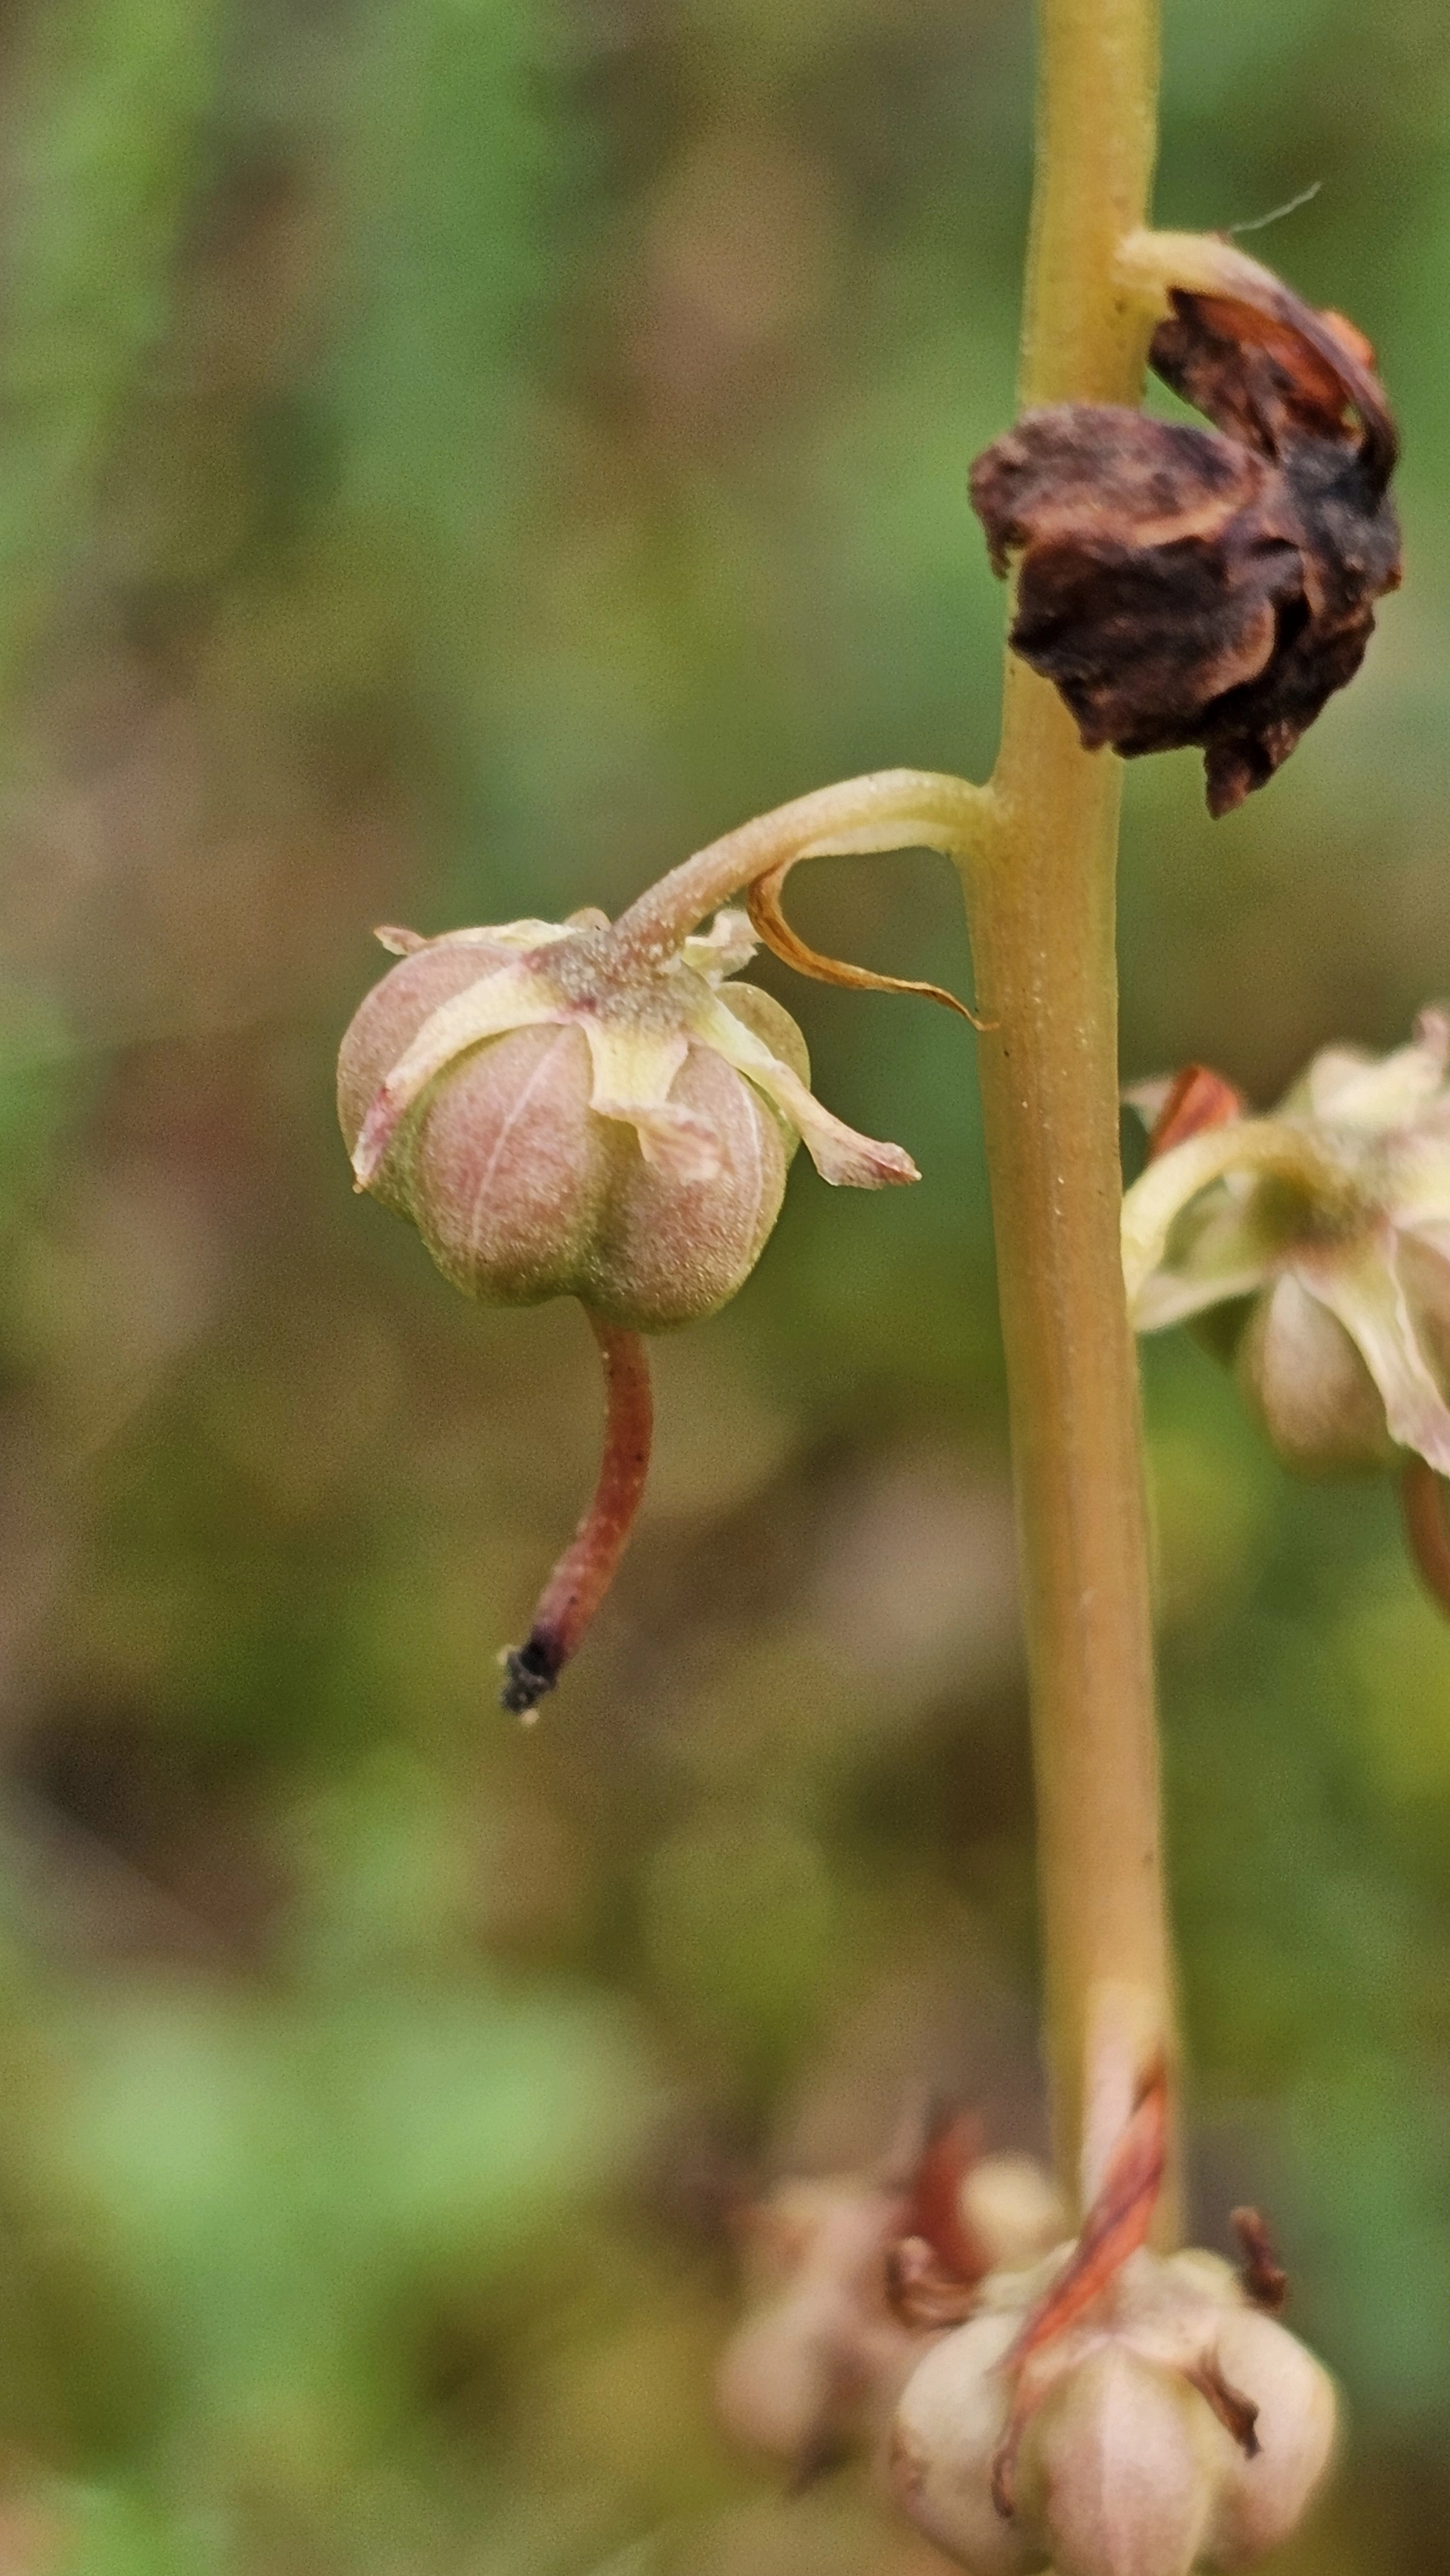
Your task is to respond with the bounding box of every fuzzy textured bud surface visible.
[339,907,918,1332]
[1123,1010,1450,1475]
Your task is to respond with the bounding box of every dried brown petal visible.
[969,270,1402,815]
[1149,289,1395,480]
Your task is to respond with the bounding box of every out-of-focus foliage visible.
[0,0,1449,2568]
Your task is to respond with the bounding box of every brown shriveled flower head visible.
[970,260,1401,814]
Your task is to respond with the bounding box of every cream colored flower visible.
[1122,1011,1450,1473]
[351,907,916,1197]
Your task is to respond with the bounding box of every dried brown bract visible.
[970,263,1402,814]
[1231,2208,1290,2317]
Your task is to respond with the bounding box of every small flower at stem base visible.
[717,2119,1063,2490]
[889,2074,1338,2576]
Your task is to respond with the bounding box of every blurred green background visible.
[0,0,1448,2567]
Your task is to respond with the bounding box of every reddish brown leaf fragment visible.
[909,2109,987,2282]
[1002,2065,1168,2377]
[1147,1063,1246,1160]
[1151,288,1396,483]
[1231,2206,1290,2315]
[972,404,1266,577]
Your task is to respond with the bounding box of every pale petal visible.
[1120,1122,1330,1314]
[1303,1016,1450,1132]
[1382,1133,1450,1229]
[695,994,918,1187]
[1404,1218,1450,1268]
[582,1019,720,1183]
[1301,1238,1450,1473]
[353,965,567,1187]
[681,909,758,981]
[1133,1262,1269,1332]
[376,917,579,961]
[1122,1075,1174,1128]
[1292,1045,1373,1119]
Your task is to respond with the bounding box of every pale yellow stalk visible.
[960,0,1175,2220]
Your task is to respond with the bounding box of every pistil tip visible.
[500,1634,563,1718]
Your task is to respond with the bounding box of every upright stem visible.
[960,0,1174,2217]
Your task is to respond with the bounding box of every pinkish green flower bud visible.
[339,909,917,1332]
[890,2251,1337,2576]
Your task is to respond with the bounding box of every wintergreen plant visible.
[342,2,1402,2563]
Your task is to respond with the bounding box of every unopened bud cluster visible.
[716,2135,1067,2487]
[717,2090,1337,2576]
[890,2238,1336,2576]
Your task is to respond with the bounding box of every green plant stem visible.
[959,0,1176,2219]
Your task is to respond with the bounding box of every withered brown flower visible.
[970,266,1402,813]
